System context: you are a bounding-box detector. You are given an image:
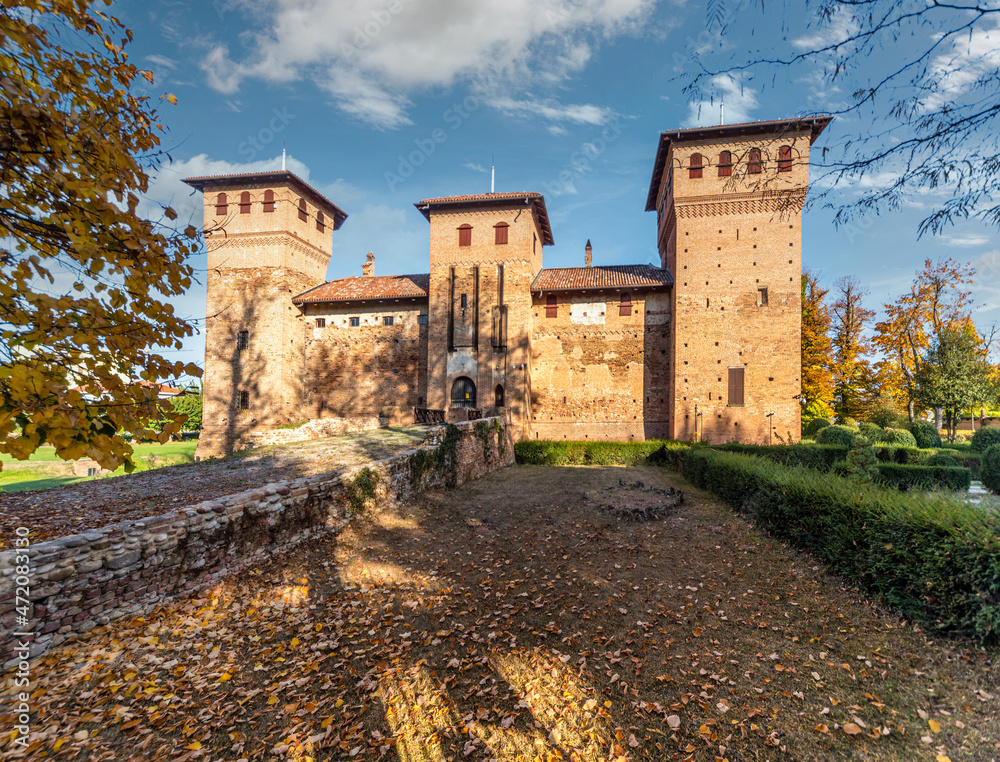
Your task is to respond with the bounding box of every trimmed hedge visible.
[681,449,1000,642]
[713,442,846,471]
[832,462,971,491]
[910,420,942,449]
[816,424,859,447]
[859,422,886,443]
[803,418,831,437]
[982,445,1000,494]
[971,426,1000,453]
[943,451,981,479]
[926,453,959,468]
[514,439,689,468]
[883,428,919,448]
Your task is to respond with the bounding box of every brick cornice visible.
[675,190,806,218]
[207,231,331,268]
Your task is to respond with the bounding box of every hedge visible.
[514,439,690,468]
[816,424,859,447]
[712,442,846,471]
[681,449,1000,642]
[910,420,943,449]
[831,461,971,491]
[943,451,982,479]
[971,426,1000,453]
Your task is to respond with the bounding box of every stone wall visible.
[246,416,383,449]
[0,418,514,666]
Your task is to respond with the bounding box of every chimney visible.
[585,239,592,268]
[362,251,374,277]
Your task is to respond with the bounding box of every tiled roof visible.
[644,115,832,211]
[183,170,348,229]
[292,274,430,304]
[414,192,554,246]
[532,265,673,293]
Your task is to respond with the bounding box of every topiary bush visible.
[883,428,918,448]
[982,445,1000,494]
[838,416,859,428]
[926,453,959,468]
[803,418,831,437]
[909,420,942,449]
[971,426,1000,453]
[868,405,909,430]
[846,437,879,484]
[816,424,858,447]
[859,422,886,443]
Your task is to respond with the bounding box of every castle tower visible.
[646,117,831,444]
[183,170,347,457]
[414,193,553,434]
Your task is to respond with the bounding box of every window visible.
[316,211,325,233]
[460,293,468,309]
[239,191,251,214]
[748,148,762,174]
[451,377,477,409]
[349,317,360,327]
[494,221,509,245]
[728,367,745,406]
[718,150,733,177]
[689,152,703,179]
[619,291,632,317]
[533,233,537,254]
[298,198,308,222]
[215,193,228,216]
[778,145,792,173]
[383,316,394,326]
[315,318,326,328]
[263,189,275,212]
[87,467,98,477]
[495,384,505,407]
[418,314,428,325]
[458,224,472,247]
[545,294,557,318]
[236,330,249,353]
[238,390,250,411]
[758,287,769,306]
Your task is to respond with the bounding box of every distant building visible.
[184,116,831,457]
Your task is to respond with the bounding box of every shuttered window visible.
[263,189,275,212]
[215,193,228,216]
[619,291,632,317]
[545,294,557,318]
[316,211,325,233]
[778,145,792,172]
[718,150,732,177]
[748,148,762,174]
[728,367,745,406]
[239,191,251,214]
[298,198,308,222]
[689,152,703,179]
[494,222,508,244]
[458,224,472,247]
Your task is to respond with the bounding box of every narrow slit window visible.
[748,148,762,174]
[758,287,769,306]
[460,293,468,309]
[778,145,793,173]
[689,152,703,179]
[458,224,472,247]
[728,367,745,406]
[718,150,733,177]
[263,189,275,212]
[545,294,557,318]
[298,198,308,222]
[236,330,249,353]
[238,390,250,411]
[215,192,228,216]
[494,222,509,245]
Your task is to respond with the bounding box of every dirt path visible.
[6,465,998,761]
[0,426,428,546]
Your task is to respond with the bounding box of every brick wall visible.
[0,418,514,666]
[528,290,671,440]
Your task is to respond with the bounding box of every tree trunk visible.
[908,399,915,423]
[934,406,944,432]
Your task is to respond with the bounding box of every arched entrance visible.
[451,377,477,409]
[494,384,504,407]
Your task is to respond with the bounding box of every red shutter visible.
[545,294,557,318]
[298,198,308,222]
[215,193,227,215]
[689,152,703,179]
[316,211,325,233]
[748,148,762,174]
[778,145,792,172]
[458,224,472,246]
[718,150,732,177]
[619,292,632,317]
[728,367,745,405]
[263,189,275,212]
[239,191,251,214]
[494,222,508,244]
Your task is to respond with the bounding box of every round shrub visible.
[926,453,959,468]
[816,424,858,447]
[909,420,942,449]
[883,428,918,448]
[981,445,1000,494]
[803,418,831,437]
[859,422,886,443]
[971,425,1000,453]
[867,405,909,430]
[838,417,859,428]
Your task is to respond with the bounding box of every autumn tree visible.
[0,1,200,471]
[916,322,992,443]
[872,259,975,425]
[830,276,875,421]
[800,271,835,425]
[686,2,1000,235]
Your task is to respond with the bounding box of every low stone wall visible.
[0,418,514,666]
[246,416,383,449]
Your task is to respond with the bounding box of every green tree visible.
[845,437,879,485]
[916,323,992,443]
[168,387,202,431]
[830,276,875,422]
[0,1,200,471]
[801,272,835,426]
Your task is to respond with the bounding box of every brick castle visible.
[184,116,830,457]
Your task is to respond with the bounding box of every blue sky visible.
[116,0,1000,376]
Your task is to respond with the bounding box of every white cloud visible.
[947,233,992,248]
[792,6,860,51]
[489,96,614,125]
[463,161,487,173]
[201,0,654,129]
[547,124,569,136]
[921,17,1000,112]
[145,54,179,72]
[685,73,758,127]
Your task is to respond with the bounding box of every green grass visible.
[1,476,84,492]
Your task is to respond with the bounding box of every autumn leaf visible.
[218,672,232,682]
[815,724,829,733]
[166,93,178,104]
[843,723,863,736]
[929,719,941,733]
[185,741,202,750]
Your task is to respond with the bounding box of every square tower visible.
[414,193,553,435]
[183,170,347,457]
[646,117,831,444]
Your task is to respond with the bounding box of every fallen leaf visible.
[666,715,681,729]
[929,719,941,733]
[843,723,862,736]
[185,741,202,751]
[815,724,829,733]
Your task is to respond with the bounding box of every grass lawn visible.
[10,464,997,761]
